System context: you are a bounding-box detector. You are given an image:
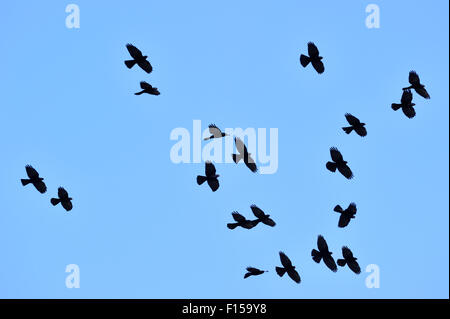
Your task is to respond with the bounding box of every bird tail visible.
[124,60,137,69]
[227,223,239,230]
[326,162,337,172]
[275,267,286,277]
[50,198,60,206]
[134,90,145,95]
[337,259,347,267]
[244,273,251,279]
[232,153,243,164]
[342,126,353,134]
[312,249,322,263]
[197,176,207,185]
[333,205,343,213]
[21,179,31,186]
[391,103,402,111]
[300,54,310,67]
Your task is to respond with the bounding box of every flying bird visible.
[21,165,47,194]
[250,205,276,227]
[311,235,337,272]
[337,246,361,274]
[124,44,153,73]
[275,252,301,284]
[403,71,430,99]
[342,113,367,137]
[392,89,416,119]
[326,147,353,180]
[244,267,268,279]
[334,203,357,228]
[204,124,228,140]
[51,187,73,211]
[227,212,257,230]
[300,42,325,74]
[196,161,220,192]
[134,81,160,96]
[232,137,257,173]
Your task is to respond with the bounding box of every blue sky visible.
[0,1,448,298]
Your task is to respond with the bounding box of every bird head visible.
[411,103,416,107]
[215,174,220,178]
[343,161,348,164]
[69,197,73,201]
[319,56,323,60]
[143,55,148,59]
[361,123,366,126]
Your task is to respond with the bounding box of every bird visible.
[21,165,47,194]
[275,252,301,284]
[134,81,160,96]
[196,161,220,192]
[250,205,276,227]
[334,203,357,228]
[392,89,416,119]
[311,235,337,272]
[51,187,73,211]
[244,267,268,279]
[232,137,257,173]
[227,212,257,230]
[337,246,361,274]
[403,71,430,99]
[326,147,353,180]
[124,44,153,73]
[204,124,228,140]
[342,113,367,137]
[300,42,325,74]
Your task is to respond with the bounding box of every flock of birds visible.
[20,41,431,285]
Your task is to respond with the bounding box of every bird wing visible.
[402,105,416,119]
[347,203,357,215]
[311,60,325,74]
[338,164,354,179]
[205,161,216,176]
[246,267,259,273]
[250,204,265,219]
[58,187,69,199]
[140,81,152,90]
[279,251,293,268]
[138,60,153,73]
[317,235,329,253]
[234,137,246,154]
[342,246,354,260]
[338,214,351,227]
[323,255,338,272]
[126,44,143,59]
[34,180,47,194]
[415,87,430,99]
[232,212,246,222]
[307,42,320,58]
[401,89,413,104]
[263,218,276,227]
[409,70,420,85]
[62,200,73,212]
[208,124,223,137]
[345,113,360,126]
[287,269,301,283]
[25,165,39,179]
[330,147,343,162]
[354,126,367,137]
[207,178,219,192]
[347,259,361,274]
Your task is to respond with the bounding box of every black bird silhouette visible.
[227,212,257,230]
[124,44,153,73]
[250,205,276,227]
[337,246,361,274]
[392,89,416,119]
[300,42,325,74]
[342,113,367,137]
[51,187,73,211]
[244,267,268,279]
[21,165,47,194]
[275,252,301,284]
[196,161,219,192]
[334,203,357,228]
[134,81,160,96]
[204,124,228,140]
[311,235,337,272]
[326,147,353,180]
[403,71,430,99]
[232,137,257,173]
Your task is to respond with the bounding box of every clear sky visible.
[0,1,448,298]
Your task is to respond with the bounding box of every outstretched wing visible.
[311,60,325,74]
[58,187,69,199]
[138,60,153,73]
[140,81,153,90]
[232,212,246,222]
[62,200,73,212]
[342,246,354,260]
[250,205,265,219]
[234,137,246,154]
[307,42,320,58]
[33,180,47,194]
[317,235,329,253]
[347,203,357,215]
[330,147,343,162]
[279,251,293,268]
[287,268,301,283]
[402,105,416,119]
[415,87,430,99]
[401,89,413,105]
[205,161,216,176]
[263,217,276,227]
[345,113,360,126]
[323,256,338,272]
[245,154,258,173]
[354,126,367,137]
[25,165,39,179]
[338,214,351,228]
[246,267,259,273]
[126,44,143,59]
[409,70,420,85]
[207,178,219,192]
[208,124,223,137]
[338,164,354,179]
